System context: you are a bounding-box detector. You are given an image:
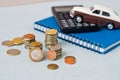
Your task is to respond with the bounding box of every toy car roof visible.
[93,5,114,13]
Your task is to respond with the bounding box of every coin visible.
[2,40,14,46]
[30,41,42,47]
[7,49,21,56]
[56,54,62,60]
[12,37,24,45]
[45,44,56,49]
[30,41,43,50]
[49,44,61,50]
[49,44,62,53]
[47,63,59,70]
[29,48,43,62]
[45,29,58,35]
[23,33,35,40]
[64,56,76,65]
[46,50,57,60]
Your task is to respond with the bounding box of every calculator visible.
[52,5,100,33]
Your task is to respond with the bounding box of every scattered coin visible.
[7,49,21,56]
[47,63,59,70]
[29,48,43,62]
[64,56,76,65]
[12,37,24,45]
[2,40,14,47]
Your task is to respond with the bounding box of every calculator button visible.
[60,20,69,27]
[63,12,70,19]
[75,23,82,27]
[57,13,64,20]
[89,23,96,26]
[82,22,89,27]
[67,19,76,27]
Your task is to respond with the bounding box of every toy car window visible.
[92,10,100,14]
[102,11,110,17]
[114,11,118,16]
[90,6,94,11]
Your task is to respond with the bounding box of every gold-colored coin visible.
[47,63,59,70]
[12,37,24,45]
[45,29,58,35]
[29,48,43,62]
[30,41,43,50]
[30,41,42,47]
[7,49,21,56]
[2,40,14,46]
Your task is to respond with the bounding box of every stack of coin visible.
[30,41,43,50]
[49,44,62,59]
[46,44,62,60]
[45,29,58,49]
[23,33,36,49]
[29,48,44,62]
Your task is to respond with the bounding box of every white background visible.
[0,0,120,80]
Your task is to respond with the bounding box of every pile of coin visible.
[1,32,77,70]
[45,29,62,60]
[22,33,44,62]
[45,29,58,49]
[23,33,36,49]
[29,41,43,62]
[29,48,44,62]
[46,44,62,60]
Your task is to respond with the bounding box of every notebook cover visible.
[34,16,120,54]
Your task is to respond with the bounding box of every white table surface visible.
[0,0,120,80]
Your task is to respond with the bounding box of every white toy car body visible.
[70,5,120,29]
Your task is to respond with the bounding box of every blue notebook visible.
[34,16,120,54]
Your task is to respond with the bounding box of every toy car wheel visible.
[107,23,114,30]
[74,15,83,23]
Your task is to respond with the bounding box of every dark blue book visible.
[34,16,120,54]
